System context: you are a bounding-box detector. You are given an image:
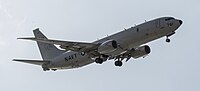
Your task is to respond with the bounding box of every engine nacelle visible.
[98,40,118,54]
[131,45,151,58]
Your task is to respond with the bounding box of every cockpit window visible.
[165,17,174,21]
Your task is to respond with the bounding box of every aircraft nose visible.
[179,20,183,25]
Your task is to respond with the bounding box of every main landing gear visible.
[95,54,124,67]
[52,69,57,71]
[43,68,57,71]
[95,57,123,67]
[95,55,109,64]
[114,61,123,67]
[95,58,103,64]
[42,67,50,71]
[114,56,123,67]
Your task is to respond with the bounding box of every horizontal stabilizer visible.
[17,37,41,41]
[13,59,49,65]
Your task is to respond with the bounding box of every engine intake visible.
[144,45,150,54]
[98,40,118,54]
[131,45,151,58]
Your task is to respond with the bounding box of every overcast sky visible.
[0,0,200,91]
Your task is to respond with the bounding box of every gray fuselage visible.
[48,17,182,69]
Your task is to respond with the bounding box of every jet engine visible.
[98,40,118,54]
[130,45,151,58]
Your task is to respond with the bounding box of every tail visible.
[33,28,64,60]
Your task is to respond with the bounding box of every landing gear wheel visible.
[114,61,123,67]
[166,38,170,43]
[95,58,103,64]
[43,67,50,71]
[52,69,57,71]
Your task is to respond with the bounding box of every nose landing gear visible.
[166,32,175,43]
[166,37,170,43]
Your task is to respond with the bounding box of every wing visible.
[13,59,50,65]
[18,37,100,54]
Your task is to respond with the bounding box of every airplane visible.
[13,17,183,71]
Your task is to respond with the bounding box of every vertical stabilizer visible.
[33,28,64,60]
